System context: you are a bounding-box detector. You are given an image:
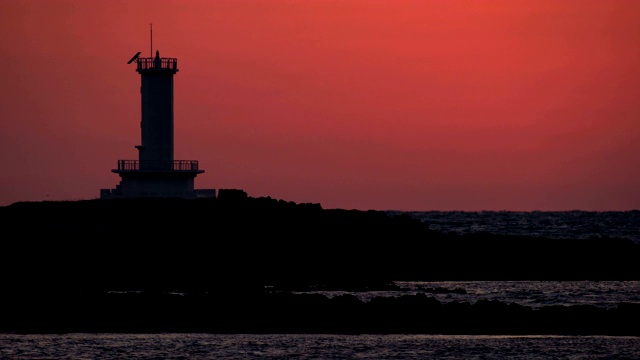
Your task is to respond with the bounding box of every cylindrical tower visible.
[135,50,178,170]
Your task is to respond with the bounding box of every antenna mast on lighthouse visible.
[150,23,153,57]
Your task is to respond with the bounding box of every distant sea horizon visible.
[385,209,640,244]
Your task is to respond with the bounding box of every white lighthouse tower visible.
[100,38,215,199]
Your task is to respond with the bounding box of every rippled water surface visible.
[388,210,640,243]
[294,280,640,309]
[2,333,640,359]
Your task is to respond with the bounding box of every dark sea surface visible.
[386,210,640,244]
[2,333,640,360]
[3,211,638,359]
[318,211,639,310]
[292,280,640,309]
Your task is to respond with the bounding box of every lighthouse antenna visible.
[150,23,153,57]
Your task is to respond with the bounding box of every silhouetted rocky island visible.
[2,191,639,335]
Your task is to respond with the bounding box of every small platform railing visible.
[116,160,200,171]
[136,57,178,71]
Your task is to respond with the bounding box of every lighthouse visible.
[137,50,178,170]
[100,46,215,199]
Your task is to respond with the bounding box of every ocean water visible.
[386,210,640,244]
[291,280,640,309]
[284,210,640,311]
[2,333,640,359]
[3,211,638,359]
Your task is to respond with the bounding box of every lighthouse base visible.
[100,170,215,200]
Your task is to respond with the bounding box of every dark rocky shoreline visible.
[2,193,639,334]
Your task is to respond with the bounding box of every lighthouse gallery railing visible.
[116,160,200,171]
[136,57,178,71]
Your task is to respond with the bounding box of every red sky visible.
[1,0,639,211]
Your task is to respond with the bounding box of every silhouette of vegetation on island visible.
[1,190,639,335]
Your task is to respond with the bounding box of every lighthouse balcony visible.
[113,160,204,173]
[136,57,178,72]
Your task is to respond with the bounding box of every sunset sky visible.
[1,0,638,211]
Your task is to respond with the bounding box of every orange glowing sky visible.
[1,0,639,211]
